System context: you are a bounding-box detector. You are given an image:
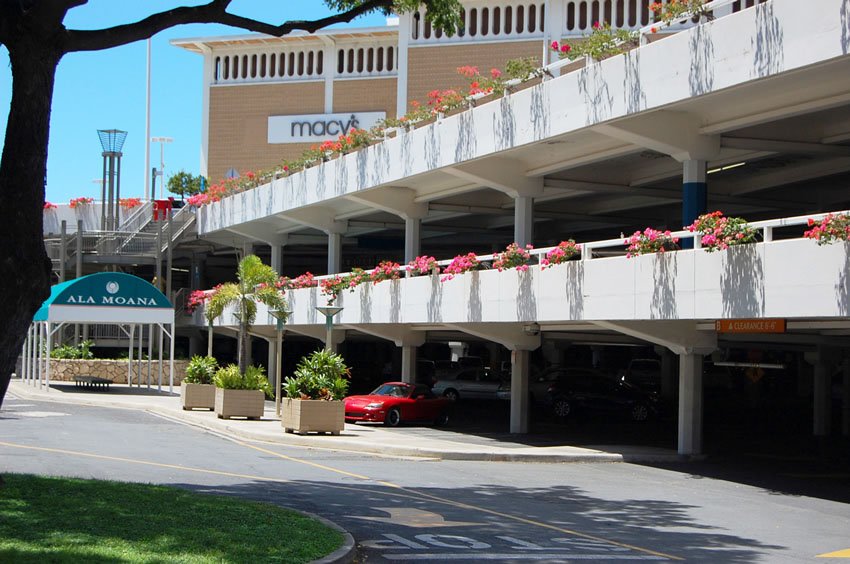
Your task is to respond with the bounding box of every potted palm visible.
[181,355,218,411]
[205,254,288,374]
[282,350,350,435]
[213,364,272,420]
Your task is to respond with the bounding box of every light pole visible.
[315,305,343,353]
[269,308,291,417]
[97,129,127,230]
[151,136,173,199]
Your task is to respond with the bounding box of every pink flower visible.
[490,68,502,79]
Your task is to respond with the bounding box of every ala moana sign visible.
[268,111,386,144]
[34,272,173,324]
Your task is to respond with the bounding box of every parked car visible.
[545,368,658,422]
[344,382,451,427]
[432,367,507,401]
[618,358,662,393]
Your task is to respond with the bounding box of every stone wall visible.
[48,359,189,385]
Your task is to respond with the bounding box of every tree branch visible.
[62,0,394,53]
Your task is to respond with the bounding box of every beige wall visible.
[407,41,541,105]
[333,77,397,118]
[208,82,324,182]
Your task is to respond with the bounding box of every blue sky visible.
[0,1,386,203]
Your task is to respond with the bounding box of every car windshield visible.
[370,384,410,398]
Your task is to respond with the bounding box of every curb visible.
[304,511,357,564]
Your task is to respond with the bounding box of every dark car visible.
[545,368,658,422]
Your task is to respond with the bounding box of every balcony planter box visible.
[181,382,215,411]
[282,398,344,435]
[214,388,265,420]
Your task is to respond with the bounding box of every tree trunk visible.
[238,320,249,375]
[0,47,60,409]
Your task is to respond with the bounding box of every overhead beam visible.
[526,144,637,177]
[699,91,850,135]
[594,111,720,162]
[721,137,850,156]
[592,320,716,356]
[346,186,428,219]
[446,323,541,351]
[445,158,543,198]
[279,206,347,234]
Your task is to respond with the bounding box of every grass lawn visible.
[0,473,343,563]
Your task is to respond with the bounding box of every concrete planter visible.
[282,398,344,435]
[214,388,265,420]
[181,382,215,411]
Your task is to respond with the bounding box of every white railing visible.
[412,0,548,43]
[299,210,846,285]
[335,44,398,78]
[118,201,153,233]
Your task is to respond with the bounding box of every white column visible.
[813,356,832,436]
[401,345,416,384]
[514,195,534,247]
[678,353,704,455]
[169,323,175,393]
[322,39,336,113]
[396,13,411,118]
[328,232,342,274]
[510,349,531,434]
[242,241,254,258]
[270,244,283,274]
[404,217,421,264]
[199,45,214,178]
[267,337,278,396]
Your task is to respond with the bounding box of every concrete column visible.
[510,349,531,434]
[267,337,278,390]
[242,242,254,259]
[401,345,417,384]
[190,255,203,291]
[678,353,703,456]
[813,356,832,436]
[188,336,202,358]
[59,220,67,282]
[327,232,342,274]
[404,217,421,264]
[270,244,283,274]
[682,160,707,244]
[396,12,411,118]
[514,195,534,247]
[842,359,850,437]
[448,341,467,362]
[660,349,677,403]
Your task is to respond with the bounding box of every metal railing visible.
[118,201,154,233]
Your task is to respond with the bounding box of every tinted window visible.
[412,385,434,398]
[371,384,411,397]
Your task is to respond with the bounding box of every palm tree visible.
[206,255,287,374]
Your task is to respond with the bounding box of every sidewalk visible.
[7,380,682,463]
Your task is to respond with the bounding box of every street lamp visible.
[97,129,127,230]
[315,305,343,353]
[151,136,173,199]
[269,308,291,417]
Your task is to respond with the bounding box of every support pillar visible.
[401,344,417,384]
[270,244,283,274]
[678,353,703,456]
[660,349,677,403]
[59,220,67,283]
[448,341,467,362]
[328,232,342,274]
[267,337,278,392]
[813,355,832,436]
[242,242,254,258]
[510,349,531,434]
[188,336,202,358]
[682,160,707,244]
[514,195,534,247]
[404,217,421,264]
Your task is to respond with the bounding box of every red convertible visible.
[344,382,452,427]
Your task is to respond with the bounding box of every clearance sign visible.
[715,319,786,334]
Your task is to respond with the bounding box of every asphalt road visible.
[1,397,848,563]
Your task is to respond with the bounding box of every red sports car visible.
[344,382,452,427]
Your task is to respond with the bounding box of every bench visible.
[73,376,112,391]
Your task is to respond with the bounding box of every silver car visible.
[431,368,507,401]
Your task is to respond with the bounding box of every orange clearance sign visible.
[715,319,786,334]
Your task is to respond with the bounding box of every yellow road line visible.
[1,437,681,561]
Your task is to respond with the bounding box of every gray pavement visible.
[6,379,681,464]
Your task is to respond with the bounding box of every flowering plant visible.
[119,197,142,210]
[186,289,212,313]
[69,196,94,209]
[492,243,532,272]
[625,228,679,258]
[407,255,439,276]
[541,240,581,269]
[686,211,758,252]
[649,0,709,28]
[551,21,638,61]
[320,268,367,304]
[804,213,850,245]
[441,252,480,282]
[369,261,401,284]
[43,201,57,210]
[280,272,318,290]
[427,88,466,115]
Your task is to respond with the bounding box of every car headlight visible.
[365,402,384,409]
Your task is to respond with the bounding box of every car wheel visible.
[630,403,650,422]
[444,389,460,402]
[434,410,450,427]
[553,398,572,418]
[384,407,402,427]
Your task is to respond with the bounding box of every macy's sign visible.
[268,112,385,144]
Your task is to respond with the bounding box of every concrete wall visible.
[48,359,189,385]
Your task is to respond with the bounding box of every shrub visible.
[184,355,218,385]
[407,255,439,276]
[804,213,850,245]
[687,211,758,252]
[625,228,679,258]
[440,252,480,281]
[541,240,581,269]
[283,350,350,401]
[492,243,532,272]
[213,364,271,397]
[369,261,401,284]
[49,340,94,360]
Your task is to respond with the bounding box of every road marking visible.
[818,548,850,558]
[352,508,483,528]
[0,440,290,485]
[382,553,667,560]
[13,411,69,418]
